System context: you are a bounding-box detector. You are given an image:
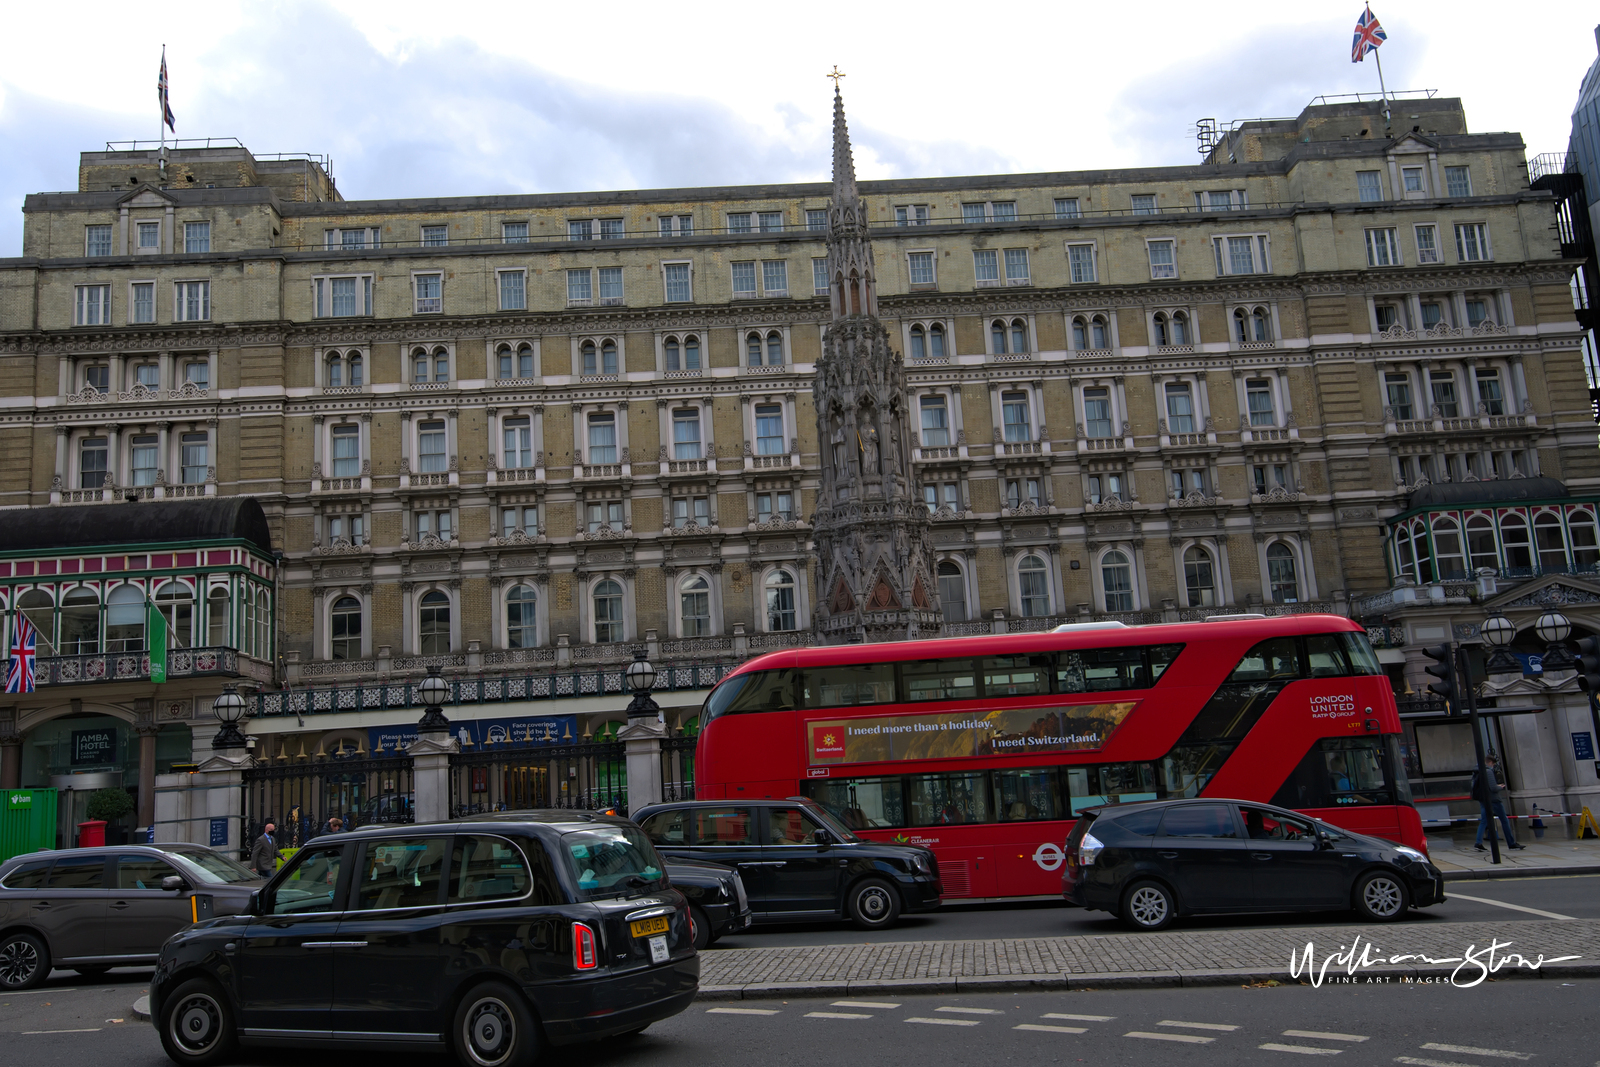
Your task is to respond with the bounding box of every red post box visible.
[77,820,106,848]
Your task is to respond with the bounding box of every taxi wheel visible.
[1120,880,1177,932]
[689,905,712,951]
[0,932,49,991]
[158,978,238,1067]
[455,981,539,1067]
[847,877,902,930]
[1353,871,1408,922]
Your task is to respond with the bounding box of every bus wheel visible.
[1120,880,1176,932]
[1353,871,1407,921]
[847,878,901,930]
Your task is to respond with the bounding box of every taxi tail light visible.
[573,922,598,970]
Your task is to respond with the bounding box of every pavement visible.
[1428,823,1600,878]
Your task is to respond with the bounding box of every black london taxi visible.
[149,812,697,1067]
[1061,797,1445,931]
[661,857,753,949]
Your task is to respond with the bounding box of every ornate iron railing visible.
[661,735,698,802]
[38,646,257,686]
[448,741,626,816]
[241,753,415,855]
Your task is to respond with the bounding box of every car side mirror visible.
[813,828,833,848]
[161,875,189,892]
[1316,831,1333,850]
[248,889,263,916]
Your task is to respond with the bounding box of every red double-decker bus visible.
[693,615,1423,900]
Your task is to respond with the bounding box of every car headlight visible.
[911,853,933,875]
[1394,846,1426,864]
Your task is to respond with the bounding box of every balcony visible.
[51,472,216,505]
[312,459,371,495]
[1158,417,1219,452]
[573,448,631,485]
[488,453,545,488]
[1385,404,1538,437]
[1076,421,1132,454]
[65,382,211,405]
[38,645,266,686]
[744,442,801,472]
[914,430,967,465]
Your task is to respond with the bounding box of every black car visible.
[663,858,753,949]
[631,798,940,930]
[1062,798,1445,931]
[149,812,697,1067]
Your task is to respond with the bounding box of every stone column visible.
[619,714,666,811]
[0,708,21,790]
[408,733,459,824]
[195,750,254,856]
[134,700,160,836]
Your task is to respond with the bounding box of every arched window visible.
[746,332,762,367]
[106,585,144,652]
[581,340,597,375]
[348,352,363,387]
[155,580,193,649]
[505,585,536,649]
[327,353,343,388]
[18,589,55,655]
[1089,315,1108,349]
[433,346,450,383]
[1071,317,1088,350]
[910,325,926,360]
[256,588,271,657]
[1018,554,1050,617]
[766,331,783,365]
[412,347,429,384]
[1408,519,1434,583]
[330,595,362,660]
[1010,319,1028,354]
[1152,312,1169,347]
[1535,510,1568,572]
[937,561,967,623]
[1569,507,1600,569]
[593,580,624,643]
[1233,308,1251,345]
[680,576,711,637]
[929,322,946,359]
[62,587,101,654]
[991,319,1008,353]
[517,344,533,378]
[497,344,514,379]
[1183,546,1216,607]
[1171,311,1189,345]
[765,570,797,631]
[207,587,230,647]
[683,335,700,370]
[1101,550,1134,612]
[1266,543,1299,603]
[601,340,618,376]
[665,336,681,370]
[1500,512,1533,571]
[1467,514,1498,572]
[1252,306,1271,342]
[419,590,451,654]
[1432,516,1466,580]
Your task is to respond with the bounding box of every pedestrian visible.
[251,821,283,876]
[321,816,345,836]
[1473,755,1525,851]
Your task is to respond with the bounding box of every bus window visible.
[1149,644,1183,681]
[995,768,1061,821]
[806,662,896,708]
[1304,633,1353,677]
[982,655,1050,697]
[1161,745,1230,799]
[902,658,978,703]
[1055,645,1184,693]
[908,773,991,826]
[1340,632,1384,675]
[1323,738,1389,805]
[1229,637,1301,682]
[804,777,906,829]
[703,668,800,722]
[1098,761,1158,801]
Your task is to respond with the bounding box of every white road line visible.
[907,1017,980,1027]
[1160,1020,1241,1032]
[1445,891,1576,921]
[1419,1044,1535,1061]
[1284,1031,1370,1043]
[22,1029,102,1035]
[1395,1058,1492,1067]
[805,1011,872,1020]
[936,1006,1004,1015]
[1016,1023,1089,1034]
[705,1007,780,1016]
[832,1000,900,1009]
[1126,1031,1216,1044]
[1043,1012,1116,1022]
[1260,1044,1343,1056]
[0,989,77,997]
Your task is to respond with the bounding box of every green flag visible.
[148,602,167,684]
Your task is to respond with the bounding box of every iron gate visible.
[448,742,626,817]
[241,754,415,854]
[661,735,697,802]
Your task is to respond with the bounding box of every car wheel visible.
[846,877,901,930]
[454,981,538,1067]
[1353,871,1408,921]
[157,977,238,1067]
[688,905,712,951]
[0,932,49,991]
[1120,880,1177,932]
[72,966,112,978]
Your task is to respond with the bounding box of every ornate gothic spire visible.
[831,85,859,206]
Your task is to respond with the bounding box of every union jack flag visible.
[5,614,36,694]
[158,47,176,133]
[1352,5,1387,63]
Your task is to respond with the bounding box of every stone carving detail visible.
[1502,584,1600,608]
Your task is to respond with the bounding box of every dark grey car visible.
[0,843,264,989]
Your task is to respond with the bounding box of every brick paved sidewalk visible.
[698,918,1600,998]
[1431,826,1600,879]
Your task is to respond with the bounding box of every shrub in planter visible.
[86,787,135,824]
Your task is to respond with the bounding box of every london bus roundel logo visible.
[1032,843,1065,871]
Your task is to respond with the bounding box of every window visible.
[1365,227,1400,266]
[1415,224,1440,264]
[129,362,157,389]
[84,365,109,393]
[60,588,99,654]
[680,576,711,637]
[330,596,362,660]
[1101,550,1134,612]
[1214,234,1269,275]
[1004,478,1041,508]
[1420,299,1445,328]
[895,204,929,226]
[411,345,449,384]
[1062,242,1097,283]
[1164,382,1195,433]
[1357,171,1383,202]
[1477,368,1505,416]
[664,262,692,302]
[86,225,112,257]
[746,330,784,366]
[1130,194,1157,215]
[766,570,797,631]
[909,322,947,361]
[663,333,701,372]
[1071,314,1109,351]
[660,214,694,237]
[181,432,209,484]
[331,424,360,477]
[727,212,752,233]
[908,252,935,286]
[80,436,108,488]
[581,339,618,376]
[586,412,617,463]
[1430,372,1459,418]
[586,500,623,533]
[762,260,788,295]
[973,249,998,285]
[1246,379,1276,427]
[130,282,155,324]
[75,284,110,326]
[506,585,536,648]
[937,561,967,622]
[755,404,785,454]
[1385,373,1413,419]
[497,343,534,380]
[502,416,533,468]
[1445,166,1472,197]
[1003,391,1033,441]
[175,281,210,322]
[489,268,524,310]
[1402,167,1425,194]
[1267,543,1299,602]
[754,490,792,523]
[673,408,702,459]
[568,268,593,302]
[422,224,448,246]
[1005,248,1031,285]
[1232,305,1271,344]
[758,211,783,233]
[1455,223,1488,262]
[991,317,1028,354]
[598,267,623,302]
[593,579,624,642]
[919,395,950,446]
[327,514,365,546]
[1147,240,1175,280]
[414,273,442,314]
[1054,198,1081,219]
[1184,545,1216,607]
[315,275,373,317]
[962,203,987,224]
[351,836,448,911]
[327,227,380,250]
[418,420,447,472]
[1466,297,1494,327]
[502,222,529,243]
[596,218,624,240]
[1018,555,1050,616]
[184,221,211,253]
[137,221,160,250]
[806,208,827,231]
[419,591,451,653]
[501,506,536,538]
[812,258,828,294]
[923,482,960,512]
[130,434,157,486]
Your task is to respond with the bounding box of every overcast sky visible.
[1,0,1597,257]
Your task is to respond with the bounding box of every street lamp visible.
[1482,613,1522,675]
[416,665,451,733]
[212,685,248,750]
[1536,609,1575,670]
[625,650,660,720]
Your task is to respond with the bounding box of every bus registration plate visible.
[630,916,669,938]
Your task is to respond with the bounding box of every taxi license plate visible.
[630,916,669,938]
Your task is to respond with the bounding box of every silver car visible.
[0,843,264,990]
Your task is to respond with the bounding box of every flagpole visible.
[158,45,167,185]
[1372,45,1391,122]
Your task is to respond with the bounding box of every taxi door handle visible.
[1252,853,1273,861]
[31,901,51,910]
[111,901,130,909]
[1158,852,1179,860]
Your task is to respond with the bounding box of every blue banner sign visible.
[368,715,578,754]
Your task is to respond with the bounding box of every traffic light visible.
[1577,636,1600,695]
[1422,643,1457,708]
